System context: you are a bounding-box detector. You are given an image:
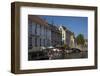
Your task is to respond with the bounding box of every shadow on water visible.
[50,51,88,60]
[28,51,88,61]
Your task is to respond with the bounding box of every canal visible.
[50,51,88,60]
[28,51,88,60]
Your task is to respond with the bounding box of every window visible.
[35,24,37,35]
[40,25,41,36]
[44,39,45,46]
[32,22,36,35]
[62,34,64,38]
[40,38,41,46]
[37,24,40,35]
[35,37,37,47]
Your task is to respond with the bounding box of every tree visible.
[76,34,85,51]
[76,34,85,46]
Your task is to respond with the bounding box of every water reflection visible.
[48,51,88,60]
[28,49,88,60]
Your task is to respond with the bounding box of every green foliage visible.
[76,34,85,45]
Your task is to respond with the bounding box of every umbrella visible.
[47,46,54,49]
[41,46,46,50]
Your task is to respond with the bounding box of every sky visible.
[40,15,88,39]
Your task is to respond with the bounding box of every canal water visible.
[28,51,88,60]
[50,51,88,60]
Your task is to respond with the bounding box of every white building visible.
[59,26,76,48]
[28,15,51,52]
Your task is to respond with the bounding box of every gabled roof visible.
[60,26,74,35]
[61,26,67,30]
[28,15,49,28]
[49,24,61,34]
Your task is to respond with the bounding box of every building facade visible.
[49,24,62,47]
[70,33,76,48]
[84,39,88,51]
[59,26,75,48]
[28,15,77,52]
[28,15,51,52]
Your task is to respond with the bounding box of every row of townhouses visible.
[28,15,78,52]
